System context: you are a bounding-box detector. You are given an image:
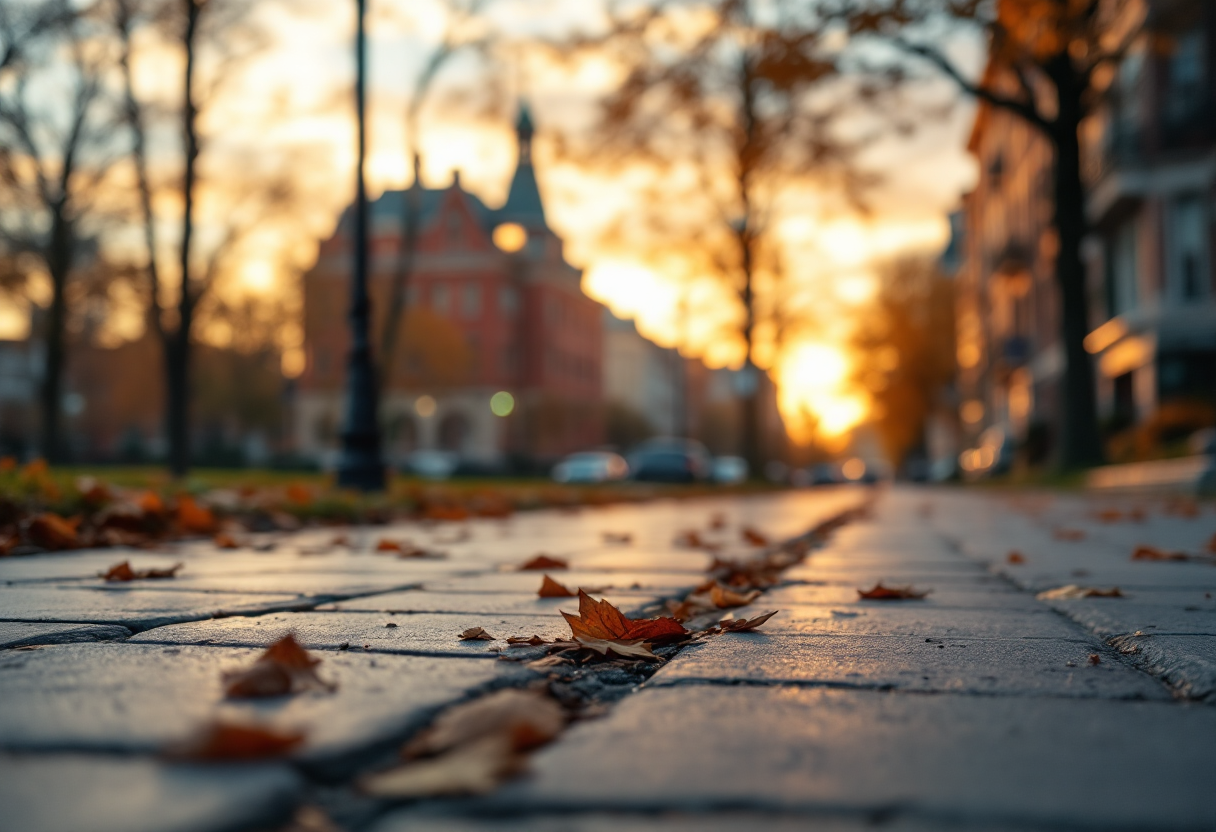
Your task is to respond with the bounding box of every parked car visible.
[628,438,712,483]
[404,450,458,480]
[712,455,748,484]
[551,451,629,484]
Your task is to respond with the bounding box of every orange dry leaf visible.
[858,583,930,600]
[1094,509,1123,523]
[136,491,165,515]
[741,527,769,546]
[710,583,761,608]
[101,560,183,582]
[375,538,404,552]
[177,496,216,534]
[1053,528,1086,542]
[286,483,313,506]
[675,530,706,548]
[506,635,548,647]
[1037,585,1124,600]
[537,575,576,598]
[26,513,81,550]
[459,627,495,641]
[223,634,333,698]
[1132,545,1189,562]
[519,554,568,571]
[561,589,688,643]
[1007,551,1026,564]
[176,720,305,760]
[720,610,780,632]
[1088,654,1101,666]
[214,532,240,550]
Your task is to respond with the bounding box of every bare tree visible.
[841,0,1143,468]
[111,0,288,476]
[570,0,868,470]
[0,1,115,462]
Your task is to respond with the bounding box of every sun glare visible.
[778,342,868,442]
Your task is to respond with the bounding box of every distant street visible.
[2,486,1214,832]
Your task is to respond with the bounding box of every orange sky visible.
[1,0,981,445]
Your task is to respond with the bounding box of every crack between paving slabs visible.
[933,531,1186,700]
[288,497,876,831]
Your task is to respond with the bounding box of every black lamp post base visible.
[336,442,385,491]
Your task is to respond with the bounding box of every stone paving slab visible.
[1105,632,1216,702]
[752,604,1085,640]
[1043,599,1216,637]
[423,570,699,595]
[129,610,570,657]
[0,642,523,765]
[0,621,131,648]
[992,562,1216,593]
[370,810,1027,832]
[325,589,651,617]
[565,548,714,573]
[762,583,1041,611]
[479,685,1216,830]
[0,754,301,832]
[0,586,314,631]
[649,632,1167,698]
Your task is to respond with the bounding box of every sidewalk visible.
[2,487,1214,832]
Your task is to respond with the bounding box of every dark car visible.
[628,438,712,483]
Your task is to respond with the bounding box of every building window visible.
[462,282,481,318]
[432,284,451,315]
[1106,219,1138,316]
[499,286,519,316]
[1168,194,1208,304]
[1166,30,1205,123]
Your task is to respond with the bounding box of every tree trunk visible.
[1049,56,1104,469]
[39,212,72,463]
[166,0,201,478]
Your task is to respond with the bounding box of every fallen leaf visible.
[286,483,313,506]
[601,531,633,545]
[25,513,80,550]
[1094,508,1123,523]
[459,627,495,641]
[362,734,519,798]
[1131,545,1189,562]
[405,688,565,758]
[1007,551,1026,564]
[741,527,769,546]
[710,583,762,608]
[137,491,165,515]
[573,637,657,660]
[858,583,930,600]
[375,538,406,553]
[720,610,780,632]
[100,560,183,582]
[214,532,240,549]
[1037,585,1124,600]
[173,720,305,760]
[675,530,706,548]
[709,512,726,530]
[519,554,568,570]
[1088,654,1101,665]
[506,635,548,646]
[223,634,333,698]
[176,496,216,534]
[1053,528,1086,542]
[537,575,576,598]
[561,590,688,643]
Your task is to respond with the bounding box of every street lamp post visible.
[337,0,385,491]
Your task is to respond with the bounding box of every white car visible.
[712,456,749,484]
[552,452,629,484]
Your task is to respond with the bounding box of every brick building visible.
[296,104,605,469]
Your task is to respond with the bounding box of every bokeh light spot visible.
[415,395,437,418]
[490,391,515,417]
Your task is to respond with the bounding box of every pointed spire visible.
[499,99,546,228]
[515,101,534,166]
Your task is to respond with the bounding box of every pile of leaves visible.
[0,459,784,558]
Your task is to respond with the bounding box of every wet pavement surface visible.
[2,486,1214,832]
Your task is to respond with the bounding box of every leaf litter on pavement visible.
[222,634,335,698]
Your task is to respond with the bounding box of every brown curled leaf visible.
[537,575,576,598]
[173,720,306,760]
[101,560,183,582]
[719,610,780,632]
[459,627,495,641]
[858,583,930,600]
[519,554,568,570]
